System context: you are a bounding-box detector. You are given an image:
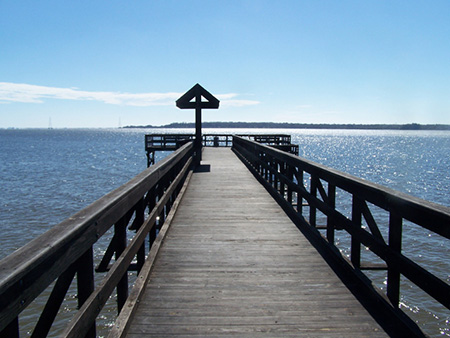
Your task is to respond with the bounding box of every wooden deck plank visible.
[126,148,387,337]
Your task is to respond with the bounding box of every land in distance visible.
[123,122,450,130]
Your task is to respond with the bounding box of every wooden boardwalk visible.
[126,148,388,337]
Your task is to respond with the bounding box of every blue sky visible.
[1,0,449,128]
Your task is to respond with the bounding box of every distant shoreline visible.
[123,122,450,131]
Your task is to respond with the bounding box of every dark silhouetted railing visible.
[145,133,298,165]
[0,142,194,338]
[233,135,449,336]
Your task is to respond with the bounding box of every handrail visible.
[0,141,194,337]
[145,134,297,166]
[232,135,449,335]
[145,133,293,150]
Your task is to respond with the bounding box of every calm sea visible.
[0,128,448,337]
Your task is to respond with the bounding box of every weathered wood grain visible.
[126,148,387,337]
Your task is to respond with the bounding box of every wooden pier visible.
[0,136,448,338]
[123,148,386,337]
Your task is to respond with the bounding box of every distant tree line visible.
[124,122,450,130]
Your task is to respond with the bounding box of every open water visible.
[0,128,448,337]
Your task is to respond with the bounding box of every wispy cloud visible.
[0,82,259,107]
[216,94,260,107]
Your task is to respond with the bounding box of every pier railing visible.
[0,142,194,338]
[145,133,293,150]
[145,133,298,166]
[233,136,449,333]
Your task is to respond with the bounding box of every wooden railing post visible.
[77,247,96,338]
[134,198,146,273]
[387,213,403,307]
[310,176,317,227]
[272,159,276,190]
[264,153,269,181]
[147,186,157,248]
[351,196,362,269]
[268,155,273,186]
[296,169,304,216]
[262,152,267,179]
[326,183,336,244]
[279,161,286,198]
[114,218,128,313]
[274,159,279,191]
[156,179,166,231]
[286,164,293,205]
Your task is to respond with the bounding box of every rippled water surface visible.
[0,128,448,337]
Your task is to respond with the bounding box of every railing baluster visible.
[310,175,317,227]
[327,183,336,244]
[264,153,268,181]
[147,186,157,248]
[351,196,362,269]
[257,151,261,176]
[77,247,96,338]
[296,169,304,215]
[387,213,403,307]
[274,159,278,190]
[134,198,146,273]
[268,155,273,185]
[286,164,293,205]
[115,218,128,313]
[264,153,269,181]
